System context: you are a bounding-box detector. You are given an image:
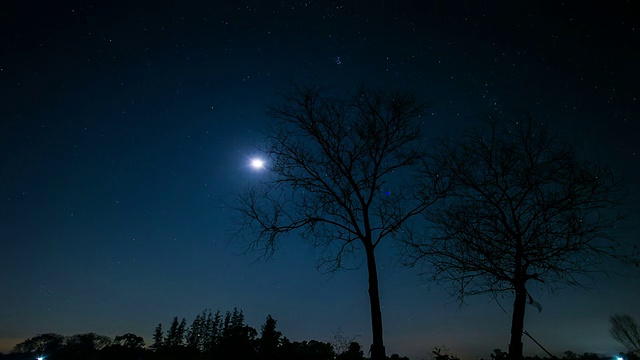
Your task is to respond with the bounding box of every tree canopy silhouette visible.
[12,333,65,356]
[403,115,634,360]
[258,314,283,360]
[233,84,443,360]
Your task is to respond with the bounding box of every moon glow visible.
[250,158,265,169]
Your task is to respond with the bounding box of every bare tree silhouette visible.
[404,114,635,360]
[610,314,640,354]
[232,85,443,360]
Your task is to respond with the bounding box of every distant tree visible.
[490,348,510,360]
[12,333,65,356]
[178,318,187,342]
[187,311,216,351]
[63,332,111,360]
[165,317,179,347]
[165,317,187,347]
[564,350,578,359]
[336,341,365,360]
[113,333,145,348]
[156,316,199,360]
[404,116,634,360]
[576,353,605,360]
[103,333,148,360]
[280,340,335,360]
[258,314,282,360]
[388,354,410,360]
[151,323,164,350]
[304,340,335,360]
[233,85,442,360]
[610,314,640,354]
[228,308,245,329]
[431,346,460,360]
[203,310,223,353]
[218,308,257,360]
[66,332,111,350]
[331,328,358,355]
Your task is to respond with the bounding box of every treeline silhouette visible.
[4,308,638,360]
[431,347,639,360]
[2,307,408,360]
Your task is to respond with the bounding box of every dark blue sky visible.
[1,1,639,359]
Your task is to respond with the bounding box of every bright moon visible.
[250,158,265,169]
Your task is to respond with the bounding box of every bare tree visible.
[331,327,360,355]
[403,115,634,360]
[233,85,443,360]
[610,314,640,354]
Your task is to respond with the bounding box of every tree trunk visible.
[365,244,386,360]
[509,282,527,360]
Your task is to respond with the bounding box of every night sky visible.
[1,1,639,359]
